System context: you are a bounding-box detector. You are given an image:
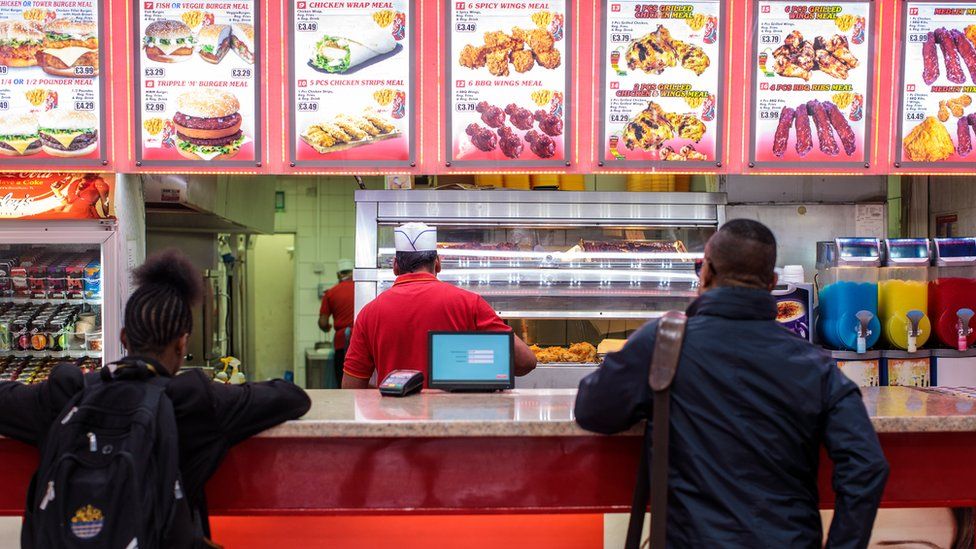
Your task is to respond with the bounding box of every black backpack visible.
[23,360,193,549]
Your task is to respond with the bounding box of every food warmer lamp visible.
[815,238,882,354]
[929,238,976,351]
[879,239,932,353]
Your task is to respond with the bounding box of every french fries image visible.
[373,88,396,106]
[372,10,395,28]
[685,95,705,109]
[532,11,554,30]
[531,89,554,107]
[832,92,853,110]
[143,117,165,136]
[686,13,708,31]
[835,14,856,32]
[25,88,48,107]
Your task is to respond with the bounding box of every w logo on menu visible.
[467,350,495,365]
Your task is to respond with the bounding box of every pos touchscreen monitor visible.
[428,332,514,391]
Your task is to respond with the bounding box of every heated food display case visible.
[354,190,726,387]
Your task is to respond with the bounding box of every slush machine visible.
[816,238,882,353]
[880,239,932,353]
[930,238,976,351]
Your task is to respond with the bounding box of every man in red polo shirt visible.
[342,222,537,388]
[319,258,355,386]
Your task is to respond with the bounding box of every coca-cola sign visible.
[0,173,114,220]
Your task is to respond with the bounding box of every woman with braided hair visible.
[0,249,311,548]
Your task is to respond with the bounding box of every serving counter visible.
[1,387,975,515]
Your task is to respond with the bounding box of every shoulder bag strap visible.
[624,311,687,549]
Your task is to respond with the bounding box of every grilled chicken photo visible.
[771,30,858,81]
[525,130,555,158]
[622,101,706,152]
[625,25,710,76]
[465,123,497,152]
[497,126,523,158]
[506,104,535,130]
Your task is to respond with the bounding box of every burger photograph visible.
[143,19,195,63]
[230,22,255,64]
[0,112,43,156]
[0,20,44,67]
[38,109,99,157]
[173,88,246,160]
[35,19,99,77]
[197,23,231,64]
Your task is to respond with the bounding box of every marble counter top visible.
[258,387,976,438]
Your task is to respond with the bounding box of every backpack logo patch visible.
[70,505,104,539]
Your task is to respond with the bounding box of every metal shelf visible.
[497,310,666,320]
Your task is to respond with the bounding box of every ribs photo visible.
[772,106,795,158]
[957,117,972,157]
[807,100,839,156]
[951,29,976,83]
[922,32,940,85]
[935,28,966,84]
[794,104,813,157]
[823,101,857,156]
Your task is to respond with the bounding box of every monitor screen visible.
[429,332,513,389]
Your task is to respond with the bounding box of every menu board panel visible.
[133,1,260,167]
[897,2,976,168]
[0,1,106,166]
[600,1,724,168]
[750,1,873,168]
[289,0,413,168]
[446,1,571,167]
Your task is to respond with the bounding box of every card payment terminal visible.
[379,370,425,397]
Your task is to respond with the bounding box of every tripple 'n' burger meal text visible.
[0,20,44,67]
[143,19,195,63]
[35,19,99,77]
[38,109,98,157]
[173,89,245,160]
[0,113,42,156]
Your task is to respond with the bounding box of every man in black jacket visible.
[576,219,889,548]
[0,250,311,547]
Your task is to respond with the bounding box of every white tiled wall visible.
[270,176,384,385]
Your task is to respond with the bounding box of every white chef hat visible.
[394,222,437,252]
[337,258,354,272]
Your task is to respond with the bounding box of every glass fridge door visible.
[0,222,120,383]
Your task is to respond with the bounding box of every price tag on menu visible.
[134,0,260,166]
[897,2,976,167]
[447,1,570,166]
[289,0,413,168]
[0,1,105,164]
[601,0,723,166]
[750,1,872,167]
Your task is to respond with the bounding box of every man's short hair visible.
[395,250,438,273]
[707,219,778,288]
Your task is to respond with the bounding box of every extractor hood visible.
[143,174,275,234]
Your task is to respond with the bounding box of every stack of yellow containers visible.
[560,175,585,191]
[530,174,561,189]
[626,174,675,192]
[474,174,504,188]
[503,174,531,190]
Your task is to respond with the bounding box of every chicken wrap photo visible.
[310,28,397,73]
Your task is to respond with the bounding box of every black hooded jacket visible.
[0,358,311,546]
[576,287,889,548]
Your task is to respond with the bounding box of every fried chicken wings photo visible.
[459,26,561,77]
[771,30,859,81]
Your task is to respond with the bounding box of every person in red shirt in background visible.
[342,223,537,388]
[319,258,356,387]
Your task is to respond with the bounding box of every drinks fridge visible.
[0,174,125,383]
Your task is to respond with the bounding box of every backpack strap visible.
[625,311,687,549]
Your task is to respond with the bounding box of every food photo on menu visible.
[292,4,410,163]
[603,2,721,164]
[0,5,101,161]
[450,6,567,163]
[899,3,976,165]
[752,2,870,165]
[137,6,257,163]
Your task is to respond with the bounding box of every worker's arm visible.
[513,335,537,376]
[318,293,332,333]
[575,321,656,435]
[822,366,889,549]
[341,309,375,389]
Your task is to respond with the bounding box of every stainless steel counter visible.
[259,386,976,438]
